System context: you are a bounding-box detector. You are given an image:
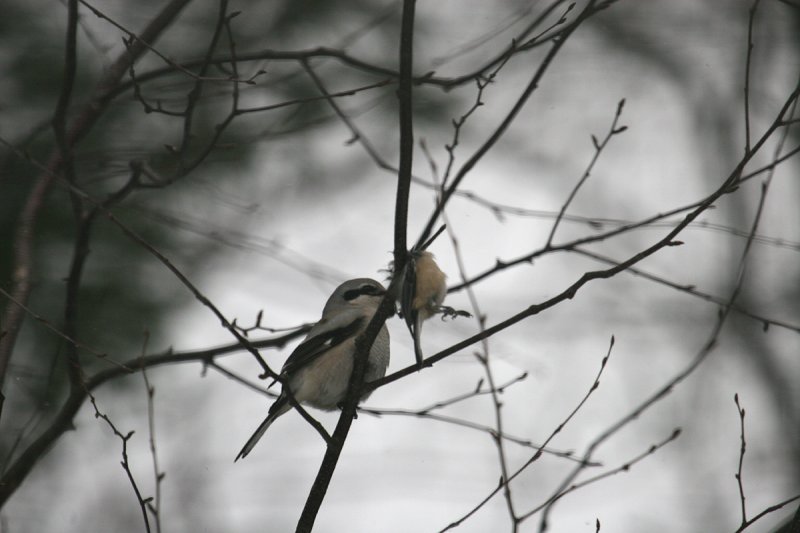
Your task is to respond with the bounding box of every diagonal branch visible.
[0,327,306,508]
[0,0,193,414]
[545,98,627,247]
[415,0,608,250]
[369,75,800,393]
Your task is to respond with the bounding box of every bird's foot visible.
[437,305,472,320]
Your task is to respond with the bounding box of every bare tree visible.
[1,0,798,531]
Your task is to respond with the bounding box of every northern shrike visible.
[398,250,447,366]
[235,278,390,461]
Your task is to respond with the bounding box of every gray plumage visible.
[235,278,390,461]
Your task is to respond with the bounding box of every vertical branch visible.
[176,0,228,171]
[743,0,762,154]
[139,331,164,533]
[394,0,417,268]
[87,391,152,533]
[295,2,416,531]
[422,141,518,529]
[51,0,79,160]
[415,0,595,250]
[0,0,192,505]
[440,339,614,532]
[734,394,748,528]
[0,0,192,414]
[544,98,627,248]
[0,0,79,411]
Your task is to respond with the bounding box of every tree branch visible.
[295,1,417,530]
[0,328,305,507]
[0,0,192,416]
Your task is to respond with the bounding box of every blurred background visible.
[0,0,798,531]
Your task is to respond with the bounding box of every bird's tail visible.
[234,396,290,461]
[412,313,424,367]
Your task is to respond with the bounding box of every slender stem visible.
[415,1,598,250]
[545,99,626,247]
[0,0,193,413]
[295,2,416,531]
[394,0,416,266]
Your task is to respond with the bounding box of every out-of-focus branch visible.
[743,0,762,154]
[0,328,305,507]
[79,0,233,85]
[526,428,681,526]
[545,98,627,247]
[415,0,607,250]
[536,83,785,529]
[176,0,230,169]
[370,75,800,393]
[735,394,748,529]
[424,130,520,526]
[0,0,78,415]
[359,406,591,465]
[441,338,615,532]
[109,0,584,96]
[0,0,192,415]
[139,333,164,533]
[2,79,289,403]
[572,247,800,335]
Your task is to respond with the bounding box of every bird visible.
[398,250,447,367]
[235,278,390,461]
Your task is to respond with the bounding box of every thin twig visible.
[87,390,152,533]
[545,98,627,247]
[0,327,308,507]
[238,78,392,116]
[0,0,192,414]
[571,247,800,335]
[359,406,591,465]
[79,0,241,85]
[533,70,795,529]
[176,0,230,170]
[107,0,581,98]
[734,394,748,529]
[416,0,606,250]
[743,0,762,154]
[736,495,800,532]
[426,135,519,528]
[0,287,125,367]
[535,162,776,530]
[522,429,681,523]
[139,332,164,533]
[440,338,614,532]
[368,77,800,390]
[731,396,800,532]
[207,361,277,398]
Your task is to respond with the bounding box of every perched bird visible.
[398,250,447,366]
[235,278,390,461]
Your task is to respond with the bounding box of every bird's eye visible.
[344,284,383,301]
[361,284,385,296]
[360,284,376,295]
[343,289,361,301]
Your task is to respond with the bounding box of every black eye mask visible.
[344,284,383,301]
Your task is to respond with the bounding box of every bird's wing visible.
[280,316,364,377]
[401,257,425,365]
[401,257,418,333]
